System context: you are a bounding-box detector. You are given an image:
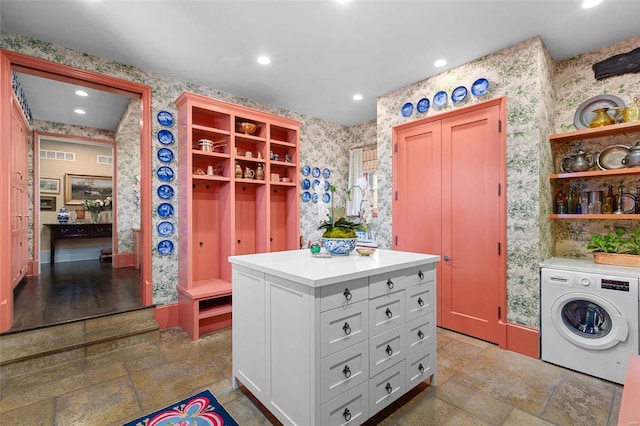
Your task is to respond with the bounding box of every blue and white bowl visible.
[321,238,357,256]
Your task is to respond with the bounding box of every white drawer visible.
[321,277,369,312]
[406,344,435,390]
[369,360,405,416]
[369,270,407,299]
[321,380,369,426]
[405,311,435,356]
[369,326,405,378]
[321,340,369,404]
[405,279,434,321]
[408,264,435,286]
[369,291,405,336]
[321,300,369,358]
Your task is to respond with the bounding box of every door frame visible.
[0,50,153,332]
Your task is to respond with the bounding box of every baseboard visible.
[154,303,180,329]
[503,322,539,359]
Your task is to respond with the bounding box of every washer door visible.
[550,292,628,350]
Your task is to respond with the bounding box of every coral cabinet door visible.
[393,100,505,344]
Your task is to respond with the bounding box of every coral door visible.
[393,100,505,344]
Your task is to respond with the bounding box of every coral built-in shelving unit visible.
[175,92,302,340]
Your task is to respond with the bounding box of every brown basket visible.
[593,252,640,267]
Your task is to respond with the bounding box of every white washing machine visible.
[541,258,640,385]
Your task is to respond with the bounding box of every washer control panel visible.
[601,278,630,292]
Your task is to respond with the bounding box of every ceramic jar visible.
[57,207,70,223]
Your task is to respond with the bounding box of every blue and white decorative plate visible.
[452,86,468,103]
[401,102,413,117]
[301,165,311,176]
[323,193,331,203]
[157,203,174,218]
[312,167,321,178]
[302,191,311,202]
[471,78,490,97]
[433,91,448,108]
[324,181,331,191]
[157,184,174,200]
[157,166,174,182]
[157,148,174,163]
[312,193,319,203]
[416,98,430,113]
[157,240,174,255]
[301,178,311,190]
[157,111,174,127]
[322,168,331,179]
[312,179,321,190]
[157,129,174,145]
[157,221,174,237]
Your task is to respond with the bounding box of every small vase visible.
[91,212,100,224]
[57,207,70,223]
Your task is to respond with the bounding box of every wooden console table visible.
[45,223,112,265]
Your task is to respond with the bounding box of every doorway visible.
[392,98,507,344]
[0,49,153,333]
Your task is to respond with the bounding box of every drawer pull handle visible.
[386,278,394,289]
[343,365,351,378]
[385,308,392,319]
[418,329,424,340]
[386,344,393,356]
[419,363,425,373]
[418,270,424,280]
[343,288,352,301]
[385,382,393,394]
[343,408,351,422]
[418,297,424,307]
[343,322,351,335]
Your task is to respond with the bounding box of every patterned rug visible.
[123,390,239,426]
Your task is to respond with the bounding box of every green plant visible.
[587,227,640,255]
[317,184,361,238]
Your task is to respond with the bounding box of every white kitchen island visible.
[229,249,440,426]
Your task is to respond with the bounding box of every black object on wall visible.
[593,47,640,81]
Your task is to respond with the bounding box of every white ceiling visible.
[1,0,639,129]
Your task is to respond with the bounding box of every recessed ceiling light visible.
[582,0,603,8]
[336,0,351,4]
[74,109,86,115]
[353,94,363,101]
[75,90,88,97]
[257,56,271,65]
[434,59,447,67]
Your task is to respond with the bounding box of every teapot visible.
[256,163,264,180]
[560,149,596,173]
[243,167,255,179]
[622,142,640,168]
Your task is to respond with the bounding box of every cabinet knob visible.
[418,297,424,307]
[444,255,451,261]
[386,344,393,356]
[386,278,394,289]
[418,270,424,280]
[385,382,393,394]
[343,288,352,301]
[343,408,351,422]
[385,307,392,319]
[418,329,424,340]
[342,322,351,336]
[418,363,425,373]
[343,365,351,378]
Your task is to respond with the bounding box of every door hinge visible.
[395,236,398,246]
[498,242,501,255]
[498,183,501,196]
[498,306,501,319]
[394,143,398,153]
[395,191,398,201]
[498,120,502,133]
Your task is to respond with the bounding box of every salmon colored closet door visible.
[393,99,505,344]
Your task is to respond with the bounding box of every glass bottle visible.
[567,187,577,214]
[555,189,567,214]
[602,184,614,214]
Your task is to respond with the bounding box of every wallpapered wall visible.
[1,32,371,306]
[376,35,639,328]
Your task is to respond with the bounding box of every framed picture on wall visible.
[64,174,112,205]
[40,177,60,194]
[40,196,56,211]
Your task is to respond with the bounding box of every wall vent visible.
[97,155,113,165]
[40,150,75,161]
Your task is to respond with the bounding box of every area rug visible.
[123,390,239,426]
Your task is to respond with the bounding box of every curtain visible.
[347,148,364,216]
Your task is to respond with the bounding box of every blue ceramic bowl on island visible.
[321,238,357,256]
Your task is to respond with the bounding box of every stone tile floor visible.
[0,326,623,425]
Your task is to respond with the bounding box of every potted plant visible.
[587,227,640,267]
[317,185,361,255]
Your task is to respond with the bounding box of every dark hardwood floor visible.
[9,260,143,332]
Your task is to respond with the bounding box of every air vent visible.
[40,150,75,161]
[97,155,113,165]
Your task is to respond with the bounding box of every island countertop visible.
[228,248,440,288]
